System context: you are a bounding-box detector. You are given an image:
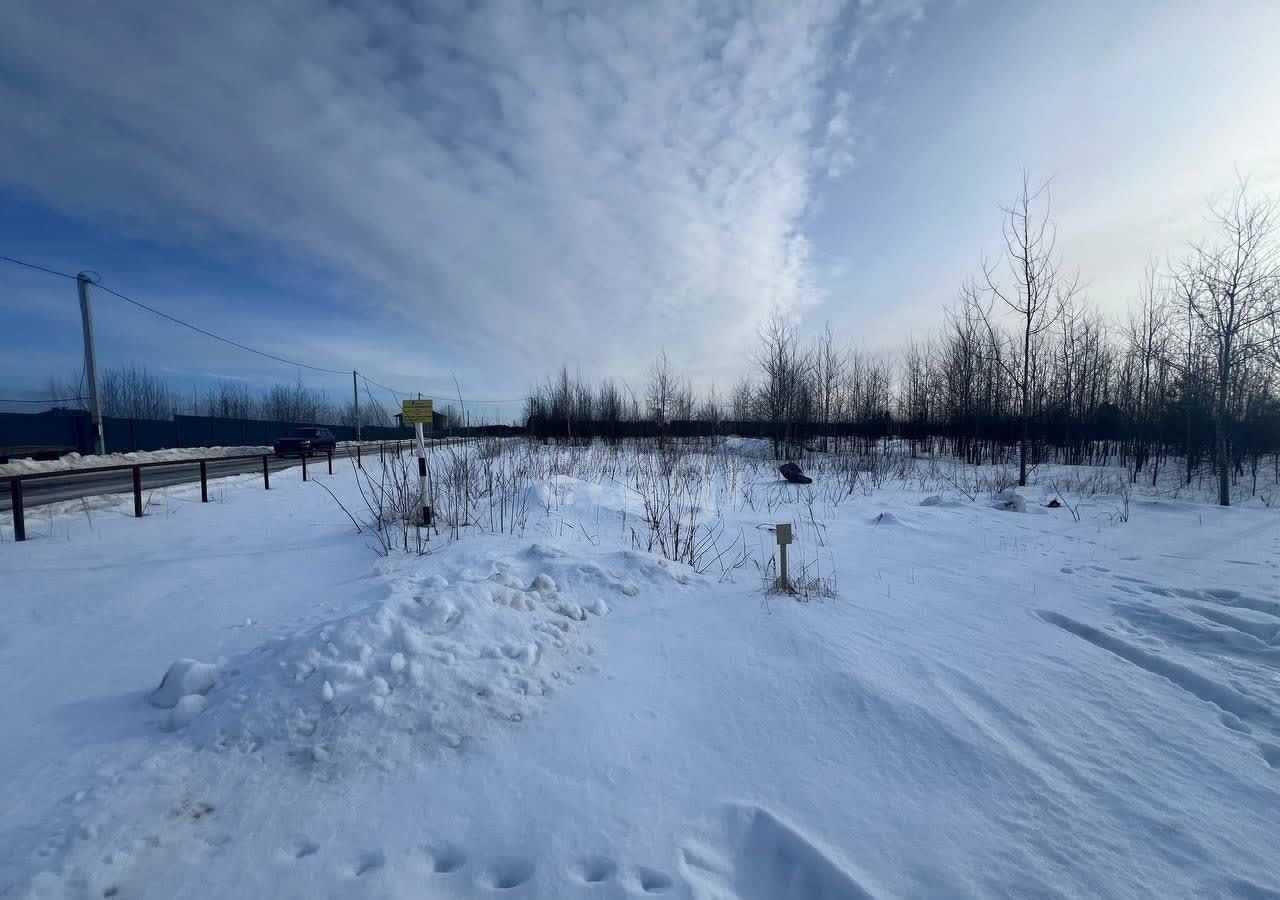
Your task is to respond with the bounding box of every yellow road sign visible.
[401,399,434,424]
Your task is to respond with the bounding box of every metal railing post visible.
[132,466,143,517]
[302,453,308,482]
[327,447,333,475]
[200,460,208,502]
[263,455,270,490]
[357,443,362,469]
[9,478,24,542]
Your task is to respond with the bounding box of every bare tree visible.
[754,312,813,458]
[98,364,175,420]
[1123,263,1172,480]
[45,372,86,410]
[900,337,933,456]
[261,374,336,424]
[1177,180,1280,505]
[647,351,676,426]
[203,381,257,419]
[697,384,723,425]
[596,378,624,439]
[729,376,754,421]
[671,378,695,421]
[813,322,845,450]
[982,172,1076,485]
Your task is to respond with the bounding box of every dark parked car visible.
[273,427,336,458]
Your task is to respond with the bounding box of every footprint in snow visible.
[284,838,319,861]
[630,866,675,893]
[421,841,468,874]
[476,857,535,890]
[406,844,673,894]
[351,850,385,877]
[171,799,215,821]
[570,855,618,884]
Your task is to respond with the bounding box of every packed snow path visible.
[1,452,1278,899]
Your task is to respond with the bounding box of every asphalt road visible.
[0,443,411,512]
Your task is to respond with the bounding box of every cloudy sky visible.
[2,0,1279,420]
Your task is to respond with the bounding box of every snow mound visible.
[870,512,901,526]
[990,489,1026,512]
[920,494,969,508]
[148,659,221,709]
[179,549,619,773]
[523,479,580,512]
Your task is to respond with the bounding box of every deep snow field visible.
[1,438,1278,900]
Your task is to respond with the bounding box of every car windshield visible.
[292,428,319,437]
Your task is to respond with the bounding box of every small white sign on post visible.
[775,523,793,588]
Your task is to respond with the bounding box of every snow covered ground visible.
[2,440,1279,899]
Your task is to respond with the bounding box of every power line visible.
[0,254,526,404]
[359,374,522,407]
[93,282,354,377]
[3,255,346,374]
[360,375,412,398]
[0,255,81,282]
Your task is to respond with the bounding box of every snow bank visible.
[0,446,270,477]
[180,546,625,772]
[990,488,1027,512]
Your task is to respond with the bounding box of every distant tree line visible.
[44,367,401,428]
[526,175,1280,506]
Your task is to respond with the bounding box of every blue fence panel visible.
[1,411,477,457]
[103,417,178,452]
[0,411,83,455]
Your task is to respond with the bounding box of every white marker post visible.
[415,422,429,532]
[402,399,434,535]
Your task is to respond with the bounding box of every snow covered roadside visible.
[0,440,388,478]
[3,445,1280,898]
[0,446,272,477]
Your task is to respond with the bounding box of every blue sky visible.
[2,0,1279,422]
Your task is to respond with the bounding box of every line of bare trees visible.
[527,175,1280,506]
[45,366,390,427]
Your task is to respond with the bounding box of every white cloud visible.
[0,0,923,389]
